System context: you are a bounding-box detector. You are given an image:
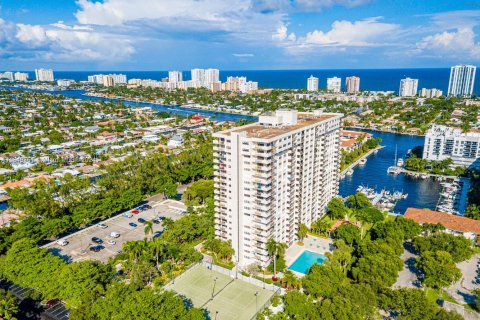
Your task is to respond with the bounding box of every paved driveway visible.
[446,254,480,306]
[393,242,422,289]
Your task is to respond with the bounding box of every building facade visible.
[35,68,54,82]
[14,72,28,81]
[399,78,418,97]
[327,77,341,93]
[213,110,342,267]
[420,88,443,98]
[307,75,319,92]
[423,124,480,169]
[447,65,476,97]
[168,71,183,83]
[346,76,360,93]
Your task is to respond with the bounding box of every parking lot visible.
[43,199,187,263]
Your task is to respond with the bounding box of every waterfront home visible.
[142,134,160,142]
[404,208,480,241]
[85,125,101,133]
[167,134,184,148]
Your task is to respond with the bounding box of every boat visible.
[387,145,401,175]
[397,158,404,167]
[373,149,379,155]
[345,169,354,176]
[387,166,401,175]
[359,158,367,165]
[420,174,428,179]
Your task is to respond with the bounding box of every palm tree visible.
[281,271,300,291]
[162,217,174,230]
[144,220,154,240]
[266,238,286,280]
[150,238,167,271]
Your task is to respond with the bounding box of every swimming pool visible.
[288,250,327,274]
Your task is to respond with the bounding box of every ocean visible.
[13,68,480,95]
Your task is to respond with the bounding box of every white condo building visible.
[35,68,54,82]
[327,77,342,93]
[423,125,480,169]
[14,72,28,81]
[399,78,419,97]
[168,71,183,83]
[213,110,342,267]
[191,68,205,85]
[420,88,443,98]
[205,69,220,87]
[307,75,319,91]
[346,76,360,93]
[448,65,476,97]
[0,72,14,81]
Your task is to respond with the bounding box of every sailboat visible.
[387,145,401,175]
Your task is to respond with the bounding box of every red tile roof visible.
[404,208,480,234]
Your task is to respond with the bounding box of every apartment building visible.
[399,78,418,97]
[35,68,54,82]
[307,75,319,92]
[327,77,342,93]
[346,76,360,93]
[448,65,476,98]
[423,124,480,169]
[213,110,342,267]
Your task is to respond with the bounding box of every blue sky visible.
[0,0,479,70]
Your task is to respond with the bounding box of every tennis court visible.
[166,265,275,320]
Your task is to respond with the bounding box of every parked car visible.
[56,239,68,246]
[110,232,120,238]
[107,240,116,245]
[97,223,108,229]
[129,222,137,228]
[123,212,133,218]
[138,218,146,223]
[131,209,140,215]
[153,231,163,238]
[153,218,161,224]
[89,245,104,252]
[91,237,103,244]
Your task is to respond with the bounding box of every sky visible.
[0,0,479,70]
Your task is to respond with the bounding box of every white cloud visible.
[303,17,399,46]
[274,17,400,53]
[233,53,254,57]
[417,27,480,59]
[294,0,372,11]
[12,22,134,61]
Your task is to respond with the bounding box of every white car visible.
[110,232,120,238]
[98,223,108,229]
[57,239,68,246]
[107,240,116,245]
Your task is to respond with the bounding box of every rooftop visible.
[404,208,480,234]
[219,112,339,139]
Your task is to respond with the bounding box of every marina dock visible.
[341,146,384,177]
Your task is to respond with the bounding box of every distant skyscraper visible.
[307,75,318,91]
[0,72,14,81]
[346,76,360,93]
[327,77,341,93]
[205,69,220,86]
[14,72,28,81]
[448,65,476,97]
[191,69,205,85]
[168,71,183,83]
[399,78,419,97]
[35,68,54,82]
[420,88,443,98]
[102,75,115,87]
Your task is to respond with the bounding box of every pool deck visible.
[285,235,334,277]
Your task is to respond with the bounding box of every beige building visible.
[213,110,342,267]
[346,76,360,93]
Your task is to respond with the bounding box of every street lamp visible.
[212,277,218,298]
[255,291,259,313]
[215,311,219,320]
